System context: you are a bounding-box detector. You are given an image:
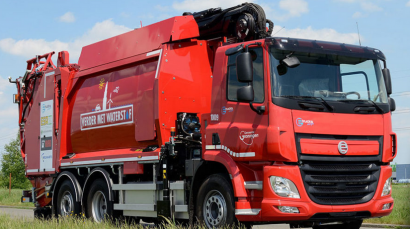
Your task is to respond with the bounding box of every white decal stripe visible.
[27,169,39,173]
[205,145,255,157]
[205,145,215,150]
[146,49,161,57]
[154,49,163,79]
[239,152,255,157]
[60,156,159,167]
[81,120,134,131]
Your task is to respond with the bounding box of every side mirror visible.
[382,68,392,95]
[283,56,300,68]
[236,52,253,82]
[389,97,396,112]
[237,85,254,102]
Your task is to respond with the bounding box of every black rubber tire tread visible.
[56,179,81,217]
[195,173,236,228]
[312,220,363,229]
[86,178,114,222]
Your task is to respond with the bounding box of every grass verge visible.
[364,184,410,225]
[0,214,243,229]
[0,188,32,208]
[0,185,408,225]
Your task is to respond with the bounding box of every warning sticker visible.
[40,100,53,171]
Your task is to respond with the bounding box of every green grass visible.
[0,188,32,208]
[0,186,408,226]
[364,184,410,225]
[0,214,240,229]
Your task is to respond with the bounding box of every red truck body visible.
[12,4,396,228]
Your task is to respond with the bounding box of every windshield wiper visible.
[339,99,384,113]
[367,100,384,113]
[282,96,334,112]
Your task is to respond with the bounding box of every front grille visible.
[300,162,380,205]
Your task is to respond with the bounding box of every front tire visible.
[86,179,113,222]
[56,180,81,217]
[196,174,236,228]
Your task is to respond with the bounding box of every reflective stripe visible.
[205,145,255,157]
[235,209,261,215]
[205,145,216,150]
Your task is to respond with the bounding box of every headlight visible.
[270,176,300,199]
[381,177,391,196]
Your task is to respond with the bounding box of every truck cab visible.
[203,37,396,226]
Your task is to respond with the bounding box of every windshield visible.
[269,48,388,104]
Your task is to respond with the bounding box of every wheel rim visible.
[203,190,227,228]
[59,191,74,216]
[91,190,107,222]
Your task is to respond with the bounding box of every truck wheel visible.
[313,220,362,229]
[56,180,81,217]
[196,174,236,228]
[86,178,113,222]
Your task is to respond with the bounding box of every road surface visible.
[0,206,381,229]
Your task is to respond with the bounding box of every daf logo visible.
[338,141,348,155]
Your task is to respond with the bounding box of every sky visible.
[0,0,409,164]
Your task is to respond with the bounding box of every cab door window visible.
[227,48,264,102]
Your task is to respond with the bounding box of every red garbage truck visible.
[10,3,396,228]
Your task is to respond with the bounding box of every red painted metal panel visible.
[292,110,384,135]
[78,16,199,71]
[157,40,213,144]
[300,139,379,156]
[124,161,144,175]
[70,61,158,153]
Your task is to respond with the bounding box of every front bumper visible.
[235,165,393,222]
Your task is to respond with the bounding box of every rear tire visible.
[313,220,362,229]
[56,180,81,217]
[86,178,113,222]
[196,174,236,228]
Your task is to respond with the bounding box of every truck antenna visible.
[356,22,361,46]
[272,26,285,36]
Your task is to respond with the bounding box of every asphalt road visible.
[0,206,381,229]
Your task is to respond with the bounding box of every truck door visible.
[25,70,56,175]
[218,47,269,160]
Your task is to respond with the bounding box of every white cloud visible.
[0,75,9,92]
[407,0,410,7]
[271,25,361,45]
[360,2,382,12]
[0,107,17,125]
[279,0,309,17]
[59,12,76,23]
[352,11,364,18]
[0,38,69,59]
[172,0,254,12]
[0,19,131,62]
[265,0,309,21]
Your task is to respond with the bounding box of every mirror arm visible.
[249,102,265,115]
[245,42,262,52]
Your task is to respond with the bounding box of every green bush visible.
[0,134,31,189]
